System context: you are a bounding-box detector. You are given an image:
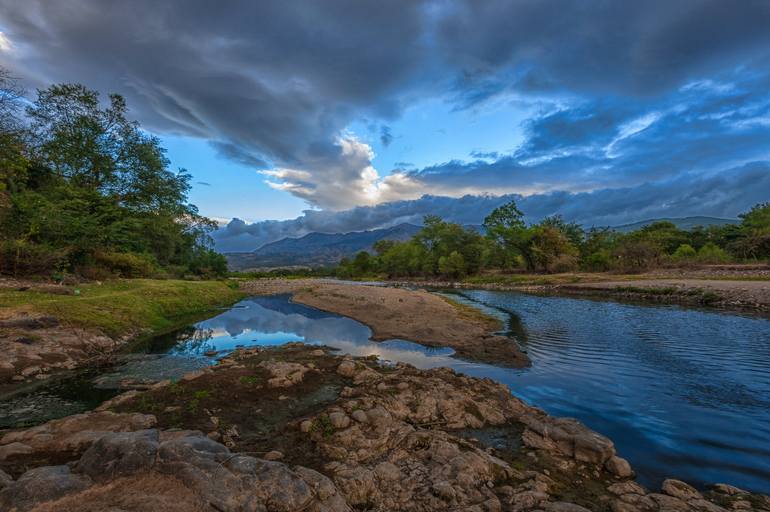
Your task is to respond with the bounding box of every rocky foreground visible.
[0,344,767,512]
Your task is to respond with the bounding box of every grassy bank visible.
[0,279,246,338]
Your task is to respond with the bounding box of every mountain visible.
[226,223,421,270]
[611,216,738,233]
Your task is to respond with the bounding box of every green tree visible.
[438,251,466,278]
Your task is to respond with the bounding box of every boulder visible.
[605,455,634,478]
[74,429,160,481]
[661,479,702,501]
[0,465,91,512]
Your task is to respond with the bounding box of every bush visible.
[582,251,611,272]
[612,240,663,273]
[0,240,70,276]
[91,251,158,278]
[697,242,730,264]
[672,244,697,261]
[438,251,466,278]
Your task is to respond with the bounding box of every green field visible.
[0,279,245,338]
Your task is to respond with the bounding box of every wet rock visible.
[0,465,91,511]
[606,455,634,478]
[661,478,702,501]
[73,429,160,481]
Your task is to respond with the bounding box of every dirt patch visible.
[240,279,530,367]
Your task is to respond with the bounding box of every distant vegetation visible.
[336,200,770,279]
[0,69,226,280]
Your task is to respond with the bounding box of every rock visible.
[607,482,646,496]
[351,409,368,423]
[661,478,702,501]
[259,360,312,387]
[711,483,747,496]
[373,461,401,481]
[431,481,456,501]
[0,469,12,490]
[648,492,690,511]
[329,412,351,429]
[300,420,314,432]
[263,450,284,460]
[311,349,326,356]
[0,411,156,456]
[0,442,33,461]
[689,498,729,512]
[0,315,60,329]
[545,502,592,512]
[74,429,159,482]
[0,465,92,511]
[605,455,634,478]
[337,361,357,378]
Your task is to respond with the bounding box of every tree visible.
[482,200,528,269]
[528,226,578,273]
[540,214,584,248]
[0,79,225,278]
[438,251,466,278]
[731,203,770,260]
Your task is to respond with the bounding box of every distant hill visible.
[226,223,421,270]
[611,216,738,233]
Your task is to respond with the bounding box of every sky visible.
[1,1,769,251]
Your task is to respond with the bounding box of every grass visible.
[0,279,246,338]
[438,294,503,331]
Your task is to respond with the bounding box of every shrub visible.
[582,251,611,272]
[612,240,663,273]
[92,251,158,278]
[672,244,697,261]
[697,242,730,264]
[0,240,70,276]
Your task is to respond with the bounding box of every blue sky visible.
[1,1,769,249]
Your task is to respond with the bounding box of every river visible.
[1,290,769,493]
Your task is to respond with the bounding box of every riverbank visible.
[0,279,245,384]
[378,267,770,314]
[0,344,767,511]
[240,278,530,367]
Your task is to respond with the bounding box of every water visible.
[2,291,769,494]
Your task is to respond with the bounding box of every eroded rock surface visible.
[0,345,767,512]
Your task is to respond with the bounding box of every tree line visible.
[0,69,227,279]
[336,200,770,279]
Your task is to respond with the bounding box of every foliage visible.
[672,244,697,261]
[0,71,225,278]
[332,198,770,278]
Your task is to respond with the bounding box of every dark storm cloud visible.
[2,0,769,214]
[437,0,770,101]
